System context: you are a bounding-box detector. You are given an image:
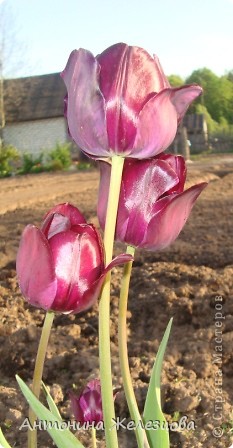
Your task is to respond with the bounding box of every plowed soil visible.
[0,155,232,448]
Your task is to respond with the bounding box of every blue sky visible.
[2,0,233,79]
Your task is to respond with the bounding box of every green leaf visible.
[0,427,13,448]
[16,375,84,448]
[143,318,173,448]
[41,382,62,421]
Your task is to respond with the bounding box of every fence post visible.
[180,126,191,160]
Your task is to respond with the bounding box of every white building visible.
[3,73,70,155]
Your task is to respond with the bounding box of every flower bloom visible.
[61,42,202,160]
[98,155,207,251]
[16,203,132,313]
[70,379,103,425]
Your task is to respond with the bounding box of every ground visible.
[0,155,232,448]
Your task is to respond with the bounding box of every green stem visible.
[28,310,54,448]
[118,245,149,448]
[91,427,97,448]
[99,155,124,448]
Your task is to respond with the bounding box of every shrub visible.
[76,161,92,170]
[0,144,19,178]
[47,143,71,170]
[17,143,72,176]
[18,153,44,175]
[45,159,64,172]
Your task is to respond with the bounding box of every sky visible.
[1,0,233,79]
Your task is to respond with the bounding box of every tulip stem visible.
[91,427,97,448]
[99,155,124,448]
[118,245,149,448]
[28,310,54,448]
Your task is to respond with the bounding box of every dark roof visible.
[4,73,66,123]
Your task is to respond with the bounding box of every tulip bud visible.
[70,379,103,426]
[16,203,133,313]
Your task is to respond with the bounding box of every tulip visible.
[97,156,207,251]
[70,379,103,425]
[61,42,202,160]
[16,203,132,313]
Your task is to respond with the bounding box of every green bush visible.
[47,143,71,170]
[18,152,44,175]
[0,144,19,178]
[16,143,72,175]
[76,161,92,170]
[45,159,64,172]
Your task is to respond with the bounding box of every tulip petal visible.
[70,379,102,424]
[70,393,85,425]
[44,203,86,226]
[42,213,71,239]
[97,43,169,152]
[158,154,186,194]
[170,84,203,123]
[86,379,101,392]
[61,49,109,158]
[49,225,103,313]
[132,89,178,158]
[80,390,103,423]
[73,253,134,314]
[105,253,134,269]
[116,158,179,244]
[16,225,57,309]
[97,158,179,244]
[143,182,208,251]
[121,158,179,207]
[153,54,171,90]
[42,203,86,238]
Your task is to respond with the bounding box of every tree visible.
[0,2,6,140]
[0,2,28,142]
[167,74,184,87]
[195,103,218,133]
[226,70,233,83]
[185,68,233,124]
[217,76,233,124]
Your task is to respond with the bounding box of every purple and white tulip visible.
[70,379,103,425]
[16,203,133,313]
[98,155,207,251]
[61,43,202,160]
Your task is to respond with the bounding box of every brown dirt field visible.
[0,155,232,448]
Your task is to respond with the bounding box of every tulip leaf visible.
[16,375,84,448]
[143,318,173,448]
[0,428,12,448]
[41,381,62,421]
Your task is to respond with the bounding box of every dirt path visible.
[0,170,99,215]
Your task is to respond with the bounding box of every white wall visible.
[3,117,68,154]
